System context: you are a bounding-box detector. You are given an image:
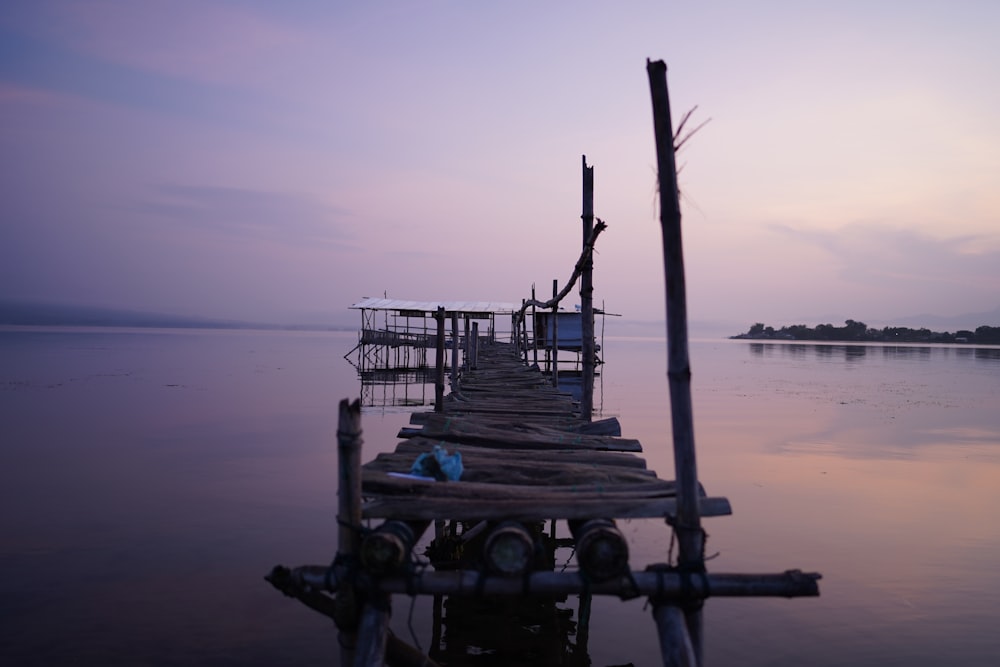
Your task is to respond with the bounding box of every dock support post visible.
[519,299,527,362]
[336,398,364,666]
[450,312,460,391]
[652,604,697,667]
[531,284,539,368]
[551,279,559,388]
[434,307,445,412]
[648,59,705,663]
[581,155,596,421]
[354,599,390,667]
[576,591,592,659]
[471,321,480,369]
[464,315,471,370]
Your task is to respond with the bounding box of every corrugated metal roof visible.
[349,298,519,314]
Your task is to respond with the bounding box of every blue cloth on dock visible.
[410,445,463,481]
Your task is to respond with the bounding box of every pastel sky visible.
[2,1,999,330]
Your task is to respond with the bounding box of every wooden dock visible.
[266,61,820,667]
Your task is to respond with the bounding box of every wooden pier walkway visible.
[361,340,732,524]
[266,62,820,667]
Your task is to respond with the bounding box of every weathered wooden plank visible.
[362,495,732,522]
[365,452,657,485]
[390,441,648,469]
[409,412,621,437]
[400,431,642,453]
[398,420,642,451]
[442,402,580,419]
[362,469,676,497]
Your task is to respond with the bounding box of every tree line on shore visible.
[732,320,1000,344]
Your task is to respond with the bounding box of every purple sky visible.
[2,1,998,330]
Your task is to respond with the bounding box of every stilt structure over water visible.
[267,61,820,666]
[344,300,518,408]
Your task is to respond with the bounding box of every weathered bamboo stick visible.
[282,566,821,598]
[264,567,442,667]
[551,279,559,388]
[652,604,697,667]
[518,220,608,318]
[434,307,445,412]
[581,154,596,421]
[647,58,704,662]
[471,321,480,369]
[531,285,539,367]
[450,312,460,391]
[336,398,364,665]
[354,598,390,667]
[463,315,471,370]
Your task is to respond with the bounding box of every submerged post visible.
[581,155,596,421]
[647,59,705,663]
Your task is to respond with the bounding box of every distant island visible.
[732,320,1000,344]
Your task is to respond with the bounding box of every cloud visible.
[767,222,1000,316]
[136,184,355,249]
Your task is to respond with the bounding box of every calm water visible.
[1,327,998,665]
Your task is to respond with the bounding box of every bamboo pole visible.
[450,311,460,392]
[581,155,596,421]
[464,315,471,370]
[434,307,445,412]
[652,604,697,667]
[354,599,390,667]
[551,279,559,388]
[282,566,820,598]
[517,221,607,319]
[336,398,364,665]
[471,321,480,369]
[531,285,539,367]
[647,59,704,662]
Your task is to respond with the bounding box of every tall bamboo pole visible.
[581,155,596,421]
[434,307,445,412]
[464,315,471,369]
[450,312,460,391]
[647,59,704,663]
[551,279,559,388]
[531,285,539,367]
[336,398,364,665]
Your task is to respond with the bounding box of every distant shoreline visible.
[0,300,354,332]
[732,320,1000,345]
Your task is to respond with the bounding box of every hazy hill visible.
[0,300,348,331]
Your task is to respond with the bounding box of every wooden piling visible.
[580,155,596,421]
[647,58,705,663]
[336,398,364,665]
[471,321,480,369]
[434,307,445,412]
[464,315,471,369]
[652,604,697,667]
[531,285,539,367]
[551,279,559,388]
[451,312,460,391]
